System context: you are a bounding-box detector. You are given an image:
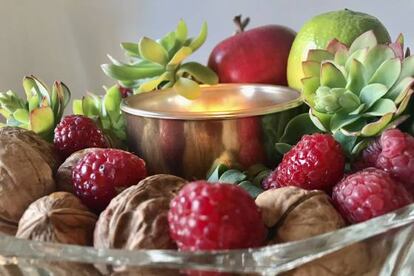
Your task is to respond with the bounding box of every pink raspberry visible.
[168,181,267,251]
[332,168,413,223]
[263,133,345,191]
[354,129,414,195]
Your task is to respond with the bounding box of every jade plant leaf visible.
[167,47,192,69]
[173,77,201,99]
[159,32,176,52]
[121,42,140,58]
[138,37,169,66]
[175,19,188,44]
[177,62,219,84]
[188,21,208,52]
[101,64,164,81]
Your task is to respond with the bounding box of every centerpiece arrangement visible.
[0,9,414,275]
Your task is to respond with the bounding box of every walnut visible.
[16,192,97,245]
[56,148,104,193]
[94,174,187,250]
[256,187,371,275]
[93,174,186,275]
[0,136,55,235]
[255,187,345,243]
[0,127,61,172]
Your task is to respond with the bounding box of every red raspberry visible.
[168,181,267,251]
[354,129,414,195]
[332,168,413,223]
[54,115,109,158]
[263,133,345,191]
[72,149,147,212]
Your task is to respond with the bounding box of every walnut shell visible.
[94,174,187,251]
[0,127,61,172]
[0,137,55,235]
[256,187,371,276]
[16,192,97,245]
[56,148,104,193]
[256,187,345,243]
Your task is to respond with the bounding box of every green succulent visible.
[0,76,70,142]
[73,85,126,149]
[207,163,269,199]
[281,31,414,156]
[102,20,218,99]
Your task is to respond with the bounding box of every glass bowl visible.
[0,203,413,275]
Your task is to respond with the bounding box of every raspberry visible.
[332,168,413,223]
[54,115,109,158]
[168,181,267,251]
[72,149,147,212]
[263,133,345,191]
[354,129,414,195]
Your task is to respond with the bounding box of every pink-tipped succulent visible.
[303,31,414,155]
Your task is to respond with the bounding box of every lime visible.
[287,9,391,91]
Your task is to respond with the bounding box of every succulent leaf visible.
[103,20,216,99]
[346,59,366,94]
[167,47,192,70]
[0,76,70,141]
[121,42,140,58]
[368,58,401,87]
[101,64,164,81]
[188,21,208,52]
[177,62,219,84]
[138,37,169,66]
[73,85,127,149]
[306,49,334,62]
[175,19,188,44]
[359,83,388,110]
[173,77,201,99]
[30,106,54,136]
[320,61,346,88]
[298,30,414,156]
[349,30,377,54]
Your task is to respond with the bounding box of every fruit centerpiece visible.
[0,9,414,276]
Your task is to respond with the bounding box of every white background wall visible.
[1,0,413,103]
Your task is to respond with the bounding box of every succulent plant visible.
[282,31,414,156]
[73,85,126,149]
[207,163,268,198]
[102,20,218,99]
[0,76,70,142]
